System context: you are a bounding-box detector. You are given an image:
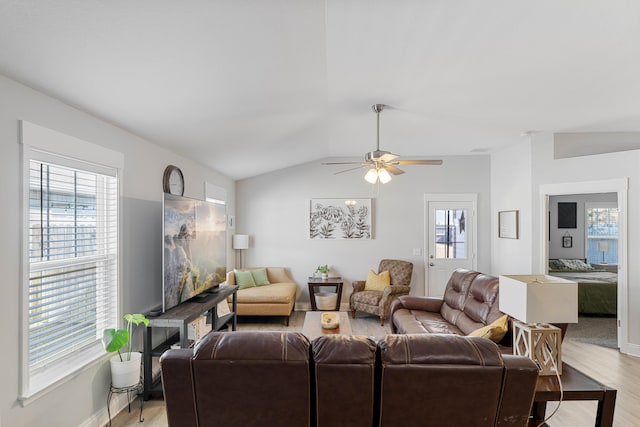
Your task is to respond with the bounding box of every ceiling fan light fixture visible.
[364,168,379,184]
[378,168,392,184]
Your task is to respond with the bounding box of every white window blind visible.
[20,121,123,401]
[23,157,119,399]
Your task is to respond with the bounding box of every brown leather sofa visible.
[389,269,510,343]
[389,269,567,348]
[160,330,539,427]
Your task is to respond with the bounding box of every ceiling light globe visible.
[378,168,392,184]
[364,168,379,184]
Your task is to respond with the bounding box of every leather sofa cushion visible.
[312,335,377,427]
[377,334,508,426]
[193,330,309,361]
[189,332,311,427]
[379,334,503,365]
[441,269,479,324]
[455,273,501,334]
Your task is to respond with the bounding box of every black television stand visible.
[143,284,238,400]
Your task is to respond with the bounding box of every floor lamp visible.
[233,234,249,268]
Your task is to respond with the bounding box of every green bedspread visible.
[549,271,617,315]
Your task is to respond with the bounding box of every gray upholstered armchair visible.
[349,259,413,326]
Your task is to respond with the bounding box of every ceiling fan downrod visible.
[372,104,385,152]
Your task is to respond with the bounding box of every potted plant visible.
[316,264,330,280]
[103,313,149,388]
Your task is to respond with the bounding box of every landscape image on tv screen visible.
[163,193,226,311]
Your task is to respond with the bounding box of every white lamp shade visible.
[378,168,392,184]
[499,275,578,324]
[364,168,378,184]
[598,241,609,252]
[232,234,249,250]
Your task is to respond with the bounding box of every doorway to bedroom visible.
[548,193,618,350]
[541,179,627,353]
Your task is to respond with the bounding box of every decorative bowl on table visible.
[321,312,340,329]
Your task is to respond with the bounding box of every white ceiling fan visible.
[323,104,443,184]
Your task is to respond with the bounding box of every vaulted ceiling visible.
[2,1,640,179]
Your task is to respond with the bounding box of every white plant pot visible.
[321,273,328,280]
[315,292,338,310]
[110,352,142,388]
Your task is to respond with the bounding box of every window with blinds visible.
[26,159,118,394]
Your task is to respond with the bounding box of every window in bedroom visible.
[21,121,122,401]
[586,204,618,264]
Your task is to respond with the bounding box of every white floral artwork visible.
[309,198,372,239]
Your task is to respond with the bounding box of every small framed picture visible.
[562,235,573,248]
[498,210,519,239]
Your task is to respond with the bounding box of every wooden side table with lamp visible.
[499,275,617,426]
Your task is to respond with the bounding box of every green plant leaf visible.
[103,329,129,353]
[124,313,150,327]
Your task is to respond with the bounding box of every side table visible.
[532,362,616,427]
[107,380,143,426]
[308,277,344,311]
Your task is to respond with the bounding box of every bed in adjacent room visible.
[548,259,617,316]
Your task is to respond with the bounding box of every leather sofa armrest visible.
[352,280,365,292]
[160,349,198,427]
[394,295,444,313]
[497,355,539,425]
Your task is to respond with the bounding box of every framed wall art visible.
[498,210,519,239]
[558,202,577,229]
[310,198,372,239]
[562,234,573,248]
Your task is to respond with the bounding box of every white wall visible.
[490,139,534,275]
[548,193,617,260]
[235,155,492,306]
[0,74,235,426]
[530,132,640,353]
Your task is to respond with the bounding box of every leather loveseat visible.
[389,269,509,344]
[160,330,539,427]
[389,269,567,347]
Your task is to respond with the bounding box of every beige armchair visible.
[349,259,413,326]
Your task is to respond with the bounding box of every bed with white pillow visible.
[548,259,617,315]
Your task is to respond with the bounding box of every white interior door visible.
[425,195,477,296]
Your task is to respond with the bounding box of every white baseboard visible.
[621,341,640,357]
[78,391,137,427]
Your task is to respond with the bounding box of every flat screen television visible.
[163,193,227,312]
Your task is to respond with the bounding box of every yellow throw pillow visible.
[468,315,509,343]
[364,270,391,291]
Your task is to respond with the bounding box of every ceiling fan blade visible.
[380,152,399,162]
[394,159,443,165]
[385,165,405,175]
[334,165,369,175]
[322,161,369,166]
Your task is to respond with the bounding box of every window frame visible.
[585,202,619,264]
[20,121,124,403]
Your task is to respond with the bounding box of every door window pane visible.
[434,209,466,259]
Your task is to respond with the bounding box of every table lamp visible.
[598,241,609,264]
[232,234,249,268]
[499,275,578,375]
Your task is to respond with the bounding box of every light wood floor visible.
[109,312,639,427]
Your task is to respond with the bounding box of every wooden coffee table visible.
[531,362,616,426]
[302,311,352,340]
